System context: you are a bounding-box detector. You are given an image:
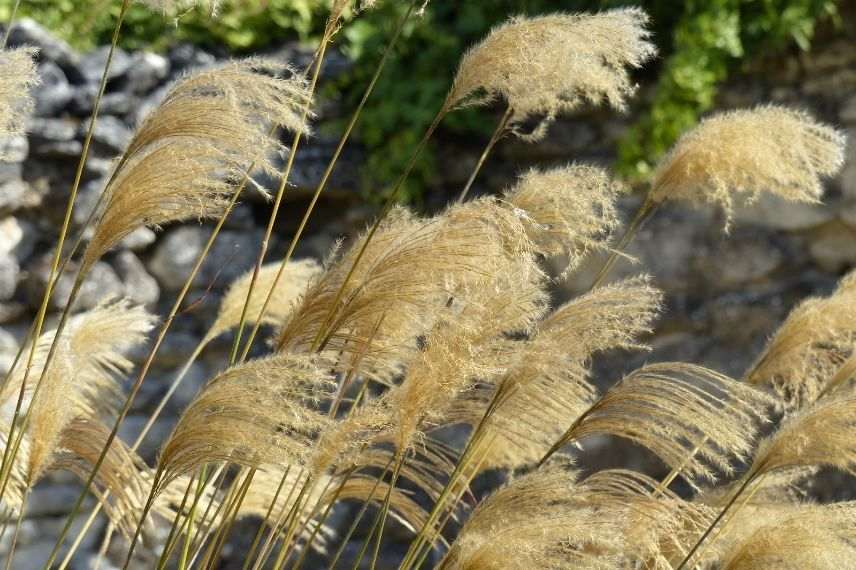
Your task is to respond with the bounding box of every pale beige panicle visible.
[157,353,335,491]
[650,106,846,226]
[746,270,856,409]
[749,396,856,477]
[205,258,322,343]
[0,300,155,483]
[83,59,313,270]
[0,48,38,159]
[465,276,662,468]
[387,257,547,453]
[52,418,186,540]
[277,199,546,386]
[442,467,710,569]
[504,164,625,275]
[448,9,655,140]
[718,502,856,570]
[560,363,775,488]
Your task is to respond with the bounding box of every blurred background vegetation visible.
[2,0,841,199]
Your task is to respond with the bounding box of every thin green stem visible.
[367,455,404,570]
[4,485,29,570]
[155,468,197,570]
[202,467,256,569]
[677,473,757,570]
[589,197,657,290]
[241,465,291,570]
[0,0,131,504]
[291,469,354,570]
[457,106,513,203]
[1,0,22,48]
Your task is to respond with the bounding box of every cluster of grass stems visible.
[0,1,854,569]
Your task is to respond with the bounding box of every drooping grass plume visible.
[157,354,335,491]
[0,48,38,158]
[460,276,662,468]
[441,467,711,570]
[716,502,856,569]
[542,363,775,487]
[650,105,846,226]
[82,58,313,270]
[745,270,856,409]
[204,259,321,344]
[503,165,625,275]
[0,300,155,484]
[448,9,655,140]
[276,200,544,385]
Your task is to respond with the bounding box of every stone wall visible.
[1,15,856,568]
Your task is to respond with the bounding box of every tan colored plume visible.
[82,58,313,270]
[503,164,625,275]
[650,105,846,226]
[205,258,321,344]
[0,48,38,159]
[552,363,775,487]
[746,270,856,409]
[448,9,655,140]
[0,299,155,483]
[157,353,334,491]
[718,502,856,570]
[461,276,662,468]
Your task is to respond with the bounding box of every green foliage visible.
[4,0,839,194]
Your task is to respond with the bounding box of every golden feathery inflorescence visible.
[448,9,655,140]
[746,269,856,409]
[650,105,846,227]
[82,58,314,270]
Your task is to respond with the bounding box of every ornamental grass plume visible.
[0,300,155,487]
[745,270,856,409]
[448,9,655,140]
[649,105,846,226]
[503,165,625,275]
[461,276,662,468]
[157,353,335,491]
[717,503,856,569]
[0,47,38,158]
[82,59,313,271]
[542,363,775,487]
[204,258,321,344]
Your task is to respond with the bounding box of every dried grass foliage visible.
[504,164,625,275]
[83,59,313,269]
[650,105,846,226]
[746,270,856,409]
[205,258,321,343]
[6,6,856,569]
[563,363,775,487]
[0,48,38,157]
[449,9,655,140]
[158,354,335,490]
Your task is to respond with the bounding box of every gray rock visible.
[27,255,124,311]
[79,45,131,84]
[33,61,74,116]
[27,117,82,158]
[72,180,103,227]
[119,227,157,251]
[809,222,856,272]
[842,128,856,200]
[67,83,99,115]
[0,217,36,262]
[733,193,834,231]
[167,43,216,74]
[0,180,38,214]
[83,115,132,154]
[147,226,261,290]
[0,135,28,164]
[114,250,160,306]
[99,91,138,117]
[122,52,170,93]
[842,94,856,124]
[7,19,82,81]
[0,254,19,301]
